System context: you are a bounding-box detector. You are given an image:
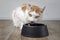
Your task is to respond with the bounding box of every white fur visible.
[12,7,29,29]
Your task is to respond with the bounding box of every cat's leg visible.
[19,23,24,40]
[19,23,23,33]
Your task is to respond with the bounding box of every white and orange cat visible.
[12,4,45,30]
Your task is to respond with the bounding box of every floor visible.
[0,20,60,40]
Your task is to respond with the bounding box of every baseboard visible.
[0,18,60,21]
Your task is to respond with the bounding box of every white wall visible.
[0,0,60,20]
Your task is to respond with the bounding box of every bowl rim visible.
[23,23,47,27]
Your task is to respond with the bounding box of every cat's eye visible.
[29,14,32,17]
[31,7,34,11]
[35,16,39,18]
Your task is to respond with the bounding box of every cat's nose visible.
[31,21,34,23]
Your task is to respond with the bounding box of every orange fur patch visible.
[21,4,27,12]
[30,5,41,15]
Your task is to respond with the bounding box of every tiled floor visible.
[0,20,60,40]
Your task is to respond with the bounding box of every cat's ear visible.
[41,6,46,13]
[21,4,27,12]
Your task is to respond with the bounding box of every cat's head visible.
[21,4,46,23]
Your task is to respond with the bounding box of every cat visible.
[12,4,45,30]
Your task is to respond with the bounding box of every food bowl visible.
[21,23,49,38]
